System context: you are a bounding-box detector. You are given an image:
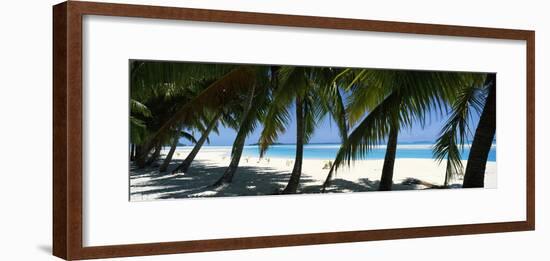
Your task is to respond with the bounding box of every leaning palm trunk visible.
[144,145,161,166]
[212,127,248,186]
[379,125,398,191]
[172,114,221,174]
[134,66,255,169]
[159,129,181,172]
[212,85,257,186]
[136,144,159,168]
[463,76,496,188]
[282,97,305,194]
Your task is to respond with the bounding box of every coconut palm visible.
[462,74,496,187]
[171,111,222,173]
[258,66,348,194]
[212,66,274,186]
[322,69,484,192]
[131,93,190,168]
[159,127,197,172]
[134,65,260,168]
[432,75,488,186]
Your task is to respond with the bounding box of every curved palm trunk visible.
[463,75,496,188]
[172,114,221,174]
[145,145,161,166]
[282,97,305,194]
[159,129,181,173]
[212,127,248,186]
[136,145,156,169]
[212,85,257,186]
[379,126,398,191]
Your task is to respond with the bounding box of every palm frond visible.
[258,66,305,156]
[179,131,197,144]
[130,99,152,118]
[322,92,401,190]
[314,69,349,142]
[129,116,148,144]
[140,66,257,152]
[433,79,487,185]
[258,88,293,157]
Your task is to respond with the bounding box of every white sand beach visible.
[130,147,497,201]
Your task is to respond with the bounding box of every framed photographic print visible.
[53,1,535,260]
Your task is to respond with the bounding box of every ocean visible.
[234,143,497,161]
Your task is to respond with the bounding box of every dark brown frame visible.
[53,1,535,260]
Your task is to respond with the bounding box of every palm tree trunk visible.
[443,161,451,187]
[282,97,305,194]
[136,144,156,169]
[159,129,180,173]
[212,85,257,186]
[135,146,148,168]
[172,114,221,174]
[145,145,161,166]
[130,144,135,161]
[379,125,398,191]
[212,127,247,186]
[463,75,496,188]
[134,145,142,162]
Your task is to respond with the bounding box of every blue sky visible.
[180,103,483,146]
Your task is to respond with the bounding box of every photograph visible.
[0,0,541,260]
[129,60,496,201]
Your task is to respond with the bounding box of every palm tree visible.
[322,69,484,192]
[212,66,274,186]
[379,99,401,191]
[432,75,488,186]
[258,66,348,194]
[129,60,237,167]
[211,85,259,186]
[145,145,162,166]
[159,127,197,172]
[432,74,494,188]
[134,65,260,168]
[463,74,496,187]
[171,112,222,173]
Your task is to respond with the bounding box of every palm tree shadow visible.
[303,177,416,194]
[130,160,432,200]
[130,160,319,200]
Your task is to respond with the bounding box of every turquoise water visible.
[241,143,496,161]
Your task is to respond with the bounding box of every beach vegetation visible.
[129,60,496,197]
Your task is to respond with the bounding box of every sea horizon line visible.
[174,142,497,148]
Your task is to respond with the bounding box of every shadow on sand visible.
[129,159,432,201]
[131,160,313,199]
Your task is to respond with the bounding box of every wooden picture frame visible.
[53,1,535,260]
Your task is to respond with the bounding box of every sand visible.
[130,147,497,201]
